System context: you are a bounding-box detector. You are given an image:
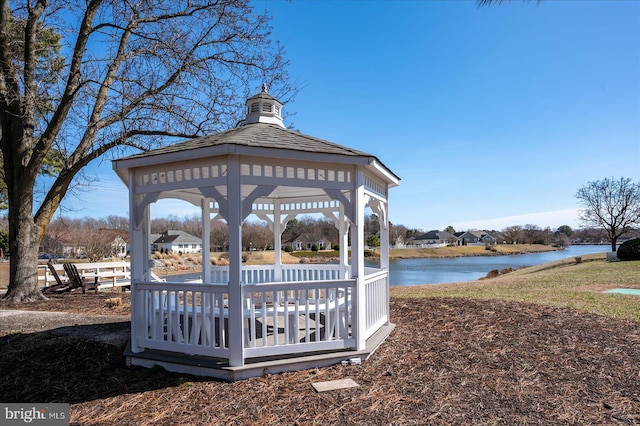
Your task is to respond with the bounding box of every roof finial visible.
[261,83,268,93]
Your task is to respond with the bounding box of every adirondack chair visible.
[42,261,72,293]
[63,263,98,294]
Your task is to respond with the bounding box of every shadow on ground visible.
[0,324,209,404]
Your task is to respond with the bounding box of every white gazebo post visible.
[128,194,142,352]
[201,199,211,283]
[227,155,244,367]
[380,210,389,270]
[272,203,283,282]
[128,172,152,353]
[143,208,152,280]
[378,198,391,326]
[352,168,367,351]
[339,204,350,279]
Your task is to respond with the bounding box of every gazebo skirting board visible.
[124,322,395,382]
[126,265,390,380]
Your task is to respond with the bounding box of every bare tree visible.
[151,216,179,234]
[70,226,117,262]
[576,177,640,252]
[104,215,129,231]
[1,0,294,301]
[211,220,229,252]
[477,0,543,6]
[242,221,272,251]
[182,215,203,241]
[552,231,570,249]
[572,227,608,245]
[502,225,523,244]
[522,224,541,244]
[41,216,68,257]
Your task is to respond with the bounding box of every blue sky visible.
[59,0,640,232]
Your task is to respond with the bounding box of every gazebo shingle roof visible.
[120,123,374,161]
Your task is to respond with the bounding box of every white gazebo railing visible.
[131,266,388,363]
[205,264,348,285]
[363,269,390,340]
[136,282,230,357]
[241,279,355,358]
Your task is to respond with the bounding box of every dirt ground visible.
[0,261,8,288]
[1,293,639,425]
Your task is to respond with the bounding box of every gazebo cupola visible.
[244,84,284,127]
[114,86,400,381]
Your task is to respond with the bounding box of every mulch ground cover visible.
[1,294,639,425]
[0,291,132,316]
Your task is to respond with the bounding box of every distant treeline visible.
[25,213,640,257]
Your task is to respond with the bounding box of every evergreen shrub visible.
[617,238,640,261]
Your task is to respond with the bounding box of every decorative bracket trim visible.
[242,186,276,221]
[324,189,354,223]
[198,187,228,221]
[134,192,160,227]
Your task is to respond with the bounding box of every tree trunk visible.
[611,238,617,253]
[3,203,45,302]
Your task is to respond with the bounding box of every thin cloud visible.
[444,209,580,231]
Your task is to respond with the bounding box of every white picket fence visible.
[38,261,131,289]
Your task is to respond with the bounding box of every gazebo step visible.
[125,323,395,381]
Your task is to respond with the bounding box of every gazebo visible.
[113,86,400,380]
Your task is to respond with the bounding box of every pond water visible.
[169,245,611,287]
[383,244,610,286]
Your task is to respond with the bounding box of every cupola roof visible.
[244,84,284,127]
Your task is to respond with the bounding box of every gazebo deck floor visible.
[124,323,395,381]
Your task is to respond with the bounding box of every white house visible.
[285,234,332,251]
[151,230,202,253]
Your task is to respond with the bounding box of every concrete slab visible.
[312,378,359,392]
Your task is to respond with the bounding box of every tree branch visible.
[34,127,195,230]
[0,0,22,122]
[21,0,47,147]
[31,0,103,168]
[67,17,138,167]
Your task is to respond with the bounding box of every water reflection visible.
[384,245,608,286]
